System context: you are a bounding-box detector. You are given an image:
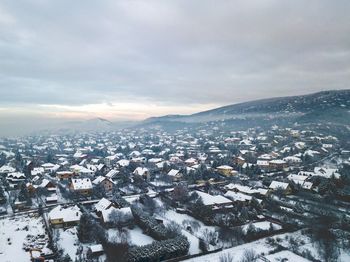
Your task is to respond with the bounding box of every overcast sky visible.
[0,0,349,125]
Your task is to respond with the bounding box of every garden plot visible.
[160,209,218,254]
[161,209,218,239]
[53,227,80,260]
[184,235,273,262]
[0,214,51,262]
[269,230,350,262]
[242,221,282,233]
[108,226,155,246]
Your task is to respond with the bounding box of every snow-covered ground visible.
[184,230,350,262]
[264,250,310,262]
[161,209,217,240]
[0,214,49,262]
[54,227,80,260]
[160,209,217,254]
[241,221,282,233]
[108,226,155,246]
[184,236,272,262]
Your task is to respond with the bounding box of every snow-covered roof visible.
[117,159,130,167]
[133,167,149,176]
[224,191,252,202]
[95,197,113,212]
[31,167,45,176]
[225,183,268,196]
[283,156,302,163]
[269,181,289,190]
[106,169,119,178]
[89,244,104,253]
[70,164,94,174]
[148,158,163,163]
[194,190,232,206]
[287,174,308,184]
[7,172,25,179]
[216,165,233,170]
[269,159,286,164]
[168,169,180,177]
[0,165,16,174]
[71,178,92,190]
[48,205,82,223]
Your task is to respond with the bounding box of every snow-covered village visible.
[1,108,350,261]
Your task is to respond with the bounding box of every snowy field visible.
[108,226,155,246]
[185,230,350,262]
[241,221,282,233]
[160,209,218,254]
[54,227,80,260]
[161,209,217,239]
[0,214,49,262]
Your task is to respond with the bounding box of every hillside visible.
[143,90,350,126]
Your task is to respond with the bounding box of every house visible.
[70,178,93,195]
[193,190,232,209]
[185,158,198,166]
[287,174,308,186]
[269,181,292,194]
[216,165,237,176]
[6,172,25,187]
[48,205,82,227]
[46,194,58,204]
[92,176,115,192]
[225,183,269,197]
[117,159,130,167]
[38,179,56,191]
[0,165,16,174]
[31,167,45,177]
[70,164,95,176]
[224,191,254,204]
[56,171,76,181]
[133,167,150,181]
[88,244,104,257]
[167,169,183,181]
[234,156,246,166]
[94,197,116,214]
[41,163,60,173]
[257,160,269,171]
[105,169,119,180]
[268,159,287,171]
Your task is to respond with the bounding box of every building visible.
[269,181,292,194]
[167,169,183,181]
[216,165,236,176]
[92,176,115,192]
[70,178,93,195]
[48,205,82,227]
[56,171,76,181]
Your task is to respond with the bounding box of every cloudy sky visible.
[0,0,349,126]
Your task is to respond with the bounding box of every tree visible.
[308,212,339,262]
[17,182,32,206]
[77,213,95,243]
[165,221,181,238]
[0,186,6,204]
[172,185,189,203]
[240,249,257,262]
[219,253,234,262]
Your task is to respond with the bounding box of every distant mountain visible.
[143,90,350,127]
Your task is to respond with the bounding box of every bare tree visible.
[220,252,234,262]
[240,249,257,262]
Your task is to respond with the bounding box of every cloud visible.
[0,0,349,118]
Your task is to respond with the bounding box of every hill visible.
[143,90,350,127]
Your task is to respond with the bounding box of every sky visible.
[0,0,349,130]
